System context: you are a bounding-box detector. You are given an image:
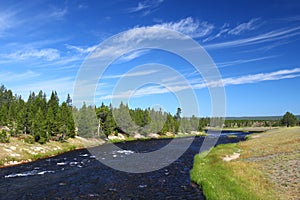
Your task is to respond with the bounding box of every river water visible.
[0,134,247,200]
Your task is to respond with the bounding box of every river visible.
[0,133,247,199]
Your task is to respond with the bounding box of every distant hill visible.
[226,115,300,121]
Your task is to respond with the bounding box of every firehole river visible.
[0,132,249,200]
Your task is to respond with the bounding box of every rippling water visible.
[0,135,245,199]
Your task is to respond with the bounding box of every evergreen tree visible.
[77,103,98,137]
[113,102,136,135]
[32,108,48,144]
[46,91,60,136]
[281,112,298,127]
[58,102,75,139]
[103,105,117,136]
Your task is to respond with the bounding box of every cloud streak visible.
[215,55,276,68]
[65,44,97,54]
[228,18,260,35]
[101,68,300,100]
[152,17,214,38]
[102,69,160,79]
[2,48,60,61]
[204,26,300,49]
[0,70,40,83]
[116,49,149,63]
[128,0,164,16]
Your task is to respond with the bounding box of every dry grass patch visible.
[191,127,300,200]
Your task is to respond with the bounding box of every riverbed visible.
[0,134,246,199]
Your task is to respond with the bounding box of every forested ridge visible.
[0,84,298,144]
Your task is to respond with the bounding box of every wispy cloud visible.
[128,0,164,16]
[203,18,260,42]
[101,68,300,100]
[228,18,260,35]
[65,44,97,54]
[152,17,214,38]
[0,12,12,33]
[0,10,21,37]
[0,70,40,83]
[49,7,68,19]
[204,26,300,49]
[103,69,160,79]
[215,55,276,68]
[2,48,60,61]
[216,67,300,87]
[283,15,300,22]
[115,49,149,63]
[89,17,214,60]
[203,23,230,42]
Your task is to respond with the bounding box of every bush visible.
[18,134,35,144]
[38,137,47,144]
[0,130,10,143]
[24,134,35,144]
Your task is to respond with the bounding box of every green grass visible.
[190,127,300,200]
[190,143,278,200]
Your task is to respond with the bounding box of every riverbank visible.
[0,136,104,167]
[0,133,246,199]
[190,127,300,200]
[0,129,251,167]
[107,132,208,143]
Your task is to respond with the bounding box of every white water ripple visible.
[4,170,55,178]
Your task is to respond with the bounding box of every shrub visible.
[18,134,35,144]
[0,130,10,143]
[38,137,47,144]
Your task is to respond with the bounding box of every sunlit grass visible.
[0,136,104,167]
[190,127,300,200]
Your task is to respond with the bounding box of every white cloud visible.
[101,68,300,100]
[49,7,68,19]
[128,0,164,16]
[203,19,260,42]
[5,48,60,61]
[194,68,300,89]
[152,17,214,38]
[204,26,300,49]
[215,56,276,68]
[103,69,160,79]
[203,23,230,42]
[115,49,149,63]
[65,44,97,54]
[228,18,260,35]
[88,17,214,61]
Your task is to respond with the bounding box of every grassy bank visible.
[0,136,104,167]
[108,132,207,143]
[190,127,300,200]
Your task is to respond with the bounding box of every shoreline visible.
[0,136,104,168]
[0,127,268,168]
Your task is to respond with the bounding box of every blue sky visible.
[0,0,300,117]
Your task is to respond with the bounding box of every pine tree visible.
[77,103,98,137]
[46,91,60,136]
[32,108,48,144]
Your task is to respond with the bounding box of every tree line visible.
[0,85,75,143]
[0,84,299,143]
[73,103,206,137]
